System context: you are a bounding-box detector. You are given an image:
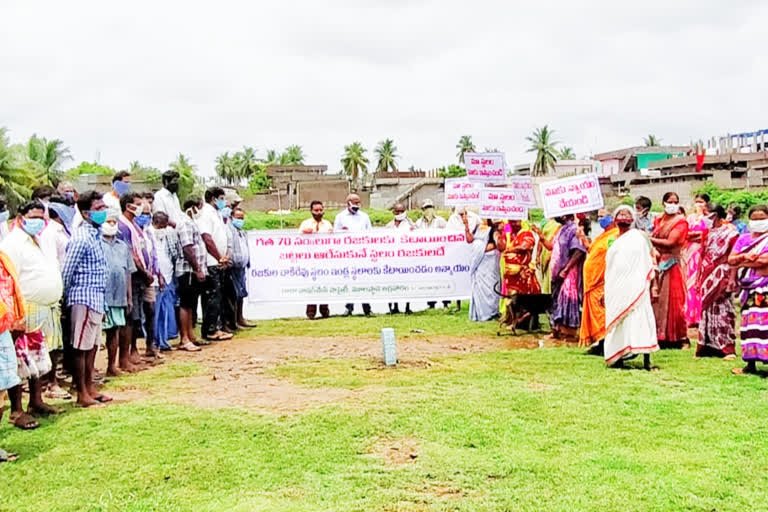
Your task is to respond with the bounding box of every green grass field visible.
[2,309,767,512]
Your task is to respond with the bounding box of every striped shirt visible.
[62,222,108,313]
[175,217,207,278]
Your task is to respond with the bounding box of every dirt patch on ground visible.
[107,333,558,412]
[368,436,421,465]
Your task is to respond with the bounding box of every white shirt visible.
[299,218,333,233]
[0,221,9,243]
[416,215,447,229]
[153,188,184,226]
[103,191,121,215]
[72,207,83,229]
[0,228,63,306]
[39,221,70,272]
[196,203,228,267]
[148,226,174,284]
[333,208,372,232]
[447,210,481,234]
[385,218,416,231]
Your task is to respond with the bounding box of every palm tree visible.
[27,135,71,185]
[558,146,576,159]
[263,149,280,166]
[169,153,198,201]
[456,135,475,164]
[215,152,236,184]
[238,147,259,179]
[280,145,305,165]
[341,142,369,190]
[643,135,662,147]
[375,139,399,174]
[0,128,35,204]
[526,125,560,176]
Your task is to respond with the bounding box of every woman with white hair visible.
[604,205,659,370]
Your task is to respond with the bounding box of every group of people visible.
[0,171,254,462]
[460,192,768,374]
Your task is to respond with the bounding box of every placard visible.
[444,177,482,207]
[246,229,473,304]
[507,176,537,207]
[539,173,603,218]
[464,152,506,184]
[479,188,528,220]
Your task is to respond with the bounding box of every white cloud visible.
[1,0,765,175]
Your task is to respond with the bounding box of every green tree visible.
[169,153,198,202]
[280,145,305,165]
[129,160,162,185]
[65,161,116,179]
[643,134,662,147]
[456,135,475,164]
[236,147,259,179]
[27,135,71,185]
[375,139,398,174]
[526,125,559,176]
[264,149,280,166]
[341,142,369,190]
[558,146,576,159]
[215,151,236,184]
[0,128,35,205]
[438,164,467,178]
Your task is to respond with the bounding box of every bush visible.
[694,183,768,211]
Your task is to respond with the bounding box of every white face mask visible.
[186,207,201,220]
[102,222,118,236]
[749,219,768,234]
[664,203,679,215]
[394,213,407,221]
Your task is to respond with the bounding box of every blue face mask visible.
[598,216,613,229]
[215,199,227,211]
[89,210,108,226]
[220,207,232,219]
[113,180,131,197]
[136,213,152,228]
[22,218,45,237]
[0,210,9,223]
[64,191,76,201]
[232,218,245,230]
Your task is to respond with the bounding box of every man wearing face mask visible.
[300,201,333,319]
[175,198,207,351]
[334,194,373,317]
[225,208,254,329]
[116,193,157,364]
[104,171,132,215]
[153,171,184,228]
[415,199,447,229]
[61,191,109,407]
[385,203,415,315]
[1,201,65,424]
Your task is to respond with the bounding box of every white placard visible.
[444,177,482,207]
[539,173,604,218]
[507,176,537,207]
[479,188,528,220]
[246,229,473,304]
[464,152,506,184]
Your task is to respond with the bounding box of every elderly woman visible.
[579,216,619,350]
[729,205,768,375]
[604,206,659,370]
[466,218,504,321]
[650,192,689,348]
[697,204,739,359]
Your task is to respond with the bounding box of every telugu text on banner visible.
[539,173,604,218]
[464,152,507,184]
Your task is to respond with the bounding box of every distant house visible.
[592,146,691,177]
[552,159,599,177]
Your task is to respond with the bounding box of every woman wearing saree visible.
[729,205,768,374]
[534,218,561,295]
[579,222,620,349]
[650,192,689,347]
[467,218,504,322]
[604,206,659,370]
[549,215,587,341]
[498,220,540,329]
[697,205,738,359]
[684,194,710,327]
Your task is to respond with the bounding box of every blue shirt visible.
[62,222,108,313]
[101,237,136,308]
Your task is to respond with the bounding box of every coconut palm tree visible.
[526,125,560,176]
[263,149,280,166]
[456,135,475,164]
[215,152,237,184]
[558,146,576,159]
[643,135,662,147]
[169,153,198,201]
[0,128,35,204]
[27,135,71,185]
[375,139,399,174]
[280,145,305,165]
[341,142,369,190]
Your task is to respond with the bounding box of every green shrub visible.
[694,183,768,211]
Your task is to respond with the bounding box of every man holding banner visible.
[334,194,373,317]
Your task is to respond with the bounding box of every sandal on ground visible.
[178,342,201,352]
[11,412,39,430]
[0,449,18,463]
[45,386,73,401]
[732,367,756,375]
[28,403,62,417]
[92,394,113,403]
[78,400,104,408]
[191,339,211,346]
[724,354,737,361]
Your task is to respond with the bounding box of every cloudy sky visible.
[2,0,766,176]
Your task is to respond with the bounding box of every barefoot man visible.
[61,191,111,407]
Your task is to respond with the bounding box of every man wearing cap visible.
[415,199,447,229]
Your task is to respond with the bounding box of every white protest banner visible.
[507,176,537,207]
[539,173,604,218]
[479,188,528,220]
[247,229,473,304]
[464,152,506,184]
[444,177,482,207]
